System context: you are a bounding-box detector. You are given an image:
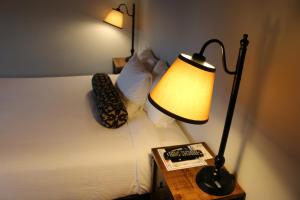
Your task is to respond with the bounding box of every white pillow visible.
[145,60,175,127]
[116,54,152,118]
[138,48,158,72]
[152,59,169,79]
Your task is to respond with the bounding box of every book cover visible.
[158,143,213,171]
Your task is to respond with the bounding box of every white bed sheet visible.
[128,111,189,193]
[0,75,189,200]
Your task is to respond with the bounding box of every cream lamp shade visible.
[148,53,216,124]
[103,9,123,28]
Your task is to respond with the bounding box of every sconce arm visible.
[115,3,135,56]
[117,4,133,17]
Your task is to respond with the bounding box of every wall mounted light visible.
[104,3,135,61]
[149,34,249,196]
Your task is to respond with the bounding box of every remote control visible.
[164,149,203,162]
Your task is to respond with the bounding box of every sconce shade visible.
[149,53,216,124]
[104,9,123,28]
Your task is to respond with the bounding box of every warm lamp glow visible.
[103,9,123,28]
[149,53,216,124]
[148,35,249,196]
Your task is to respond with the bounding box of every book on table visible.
[158,143,213,171]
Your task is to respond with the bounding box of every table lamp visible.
[148,34,249,196]
[104,3,135,61]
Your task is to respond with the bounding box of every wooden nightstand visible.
[151,143,246,200]
[112,57,127,74]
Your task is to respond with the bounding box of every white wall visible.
[0,0,133,77]
[138,0,300,199]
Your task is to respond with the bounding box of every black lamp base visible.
[196,166,235,196]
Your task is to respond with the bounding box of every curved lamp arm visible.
[193,39,236,75]
[197,34,249,179]
[117,4,134,17]
[115,3,136,57]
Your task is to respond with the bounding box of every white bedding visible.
[0,75,189,200]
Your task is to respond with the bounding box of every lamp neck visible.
[116,3,135,57]
[217,34,248,159]
[131,3,135,56]
[193,39,236,75]
[117,3,134,17]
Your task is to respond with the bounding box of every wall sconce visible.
[149,34,249,196]
[104,3,135,61]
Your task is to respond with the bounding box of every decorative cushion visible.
[92,73,128,128]
[138,48,159,72]
[116,54,152,118]
[145,60,175,127]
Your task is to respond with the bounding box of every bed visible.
[0,74,189,200]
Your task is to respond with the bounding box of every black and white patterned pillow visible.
[92,73,128,128]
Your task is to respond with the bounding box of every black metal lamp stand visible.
[115,3,135,61]
[193,34,249,196]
